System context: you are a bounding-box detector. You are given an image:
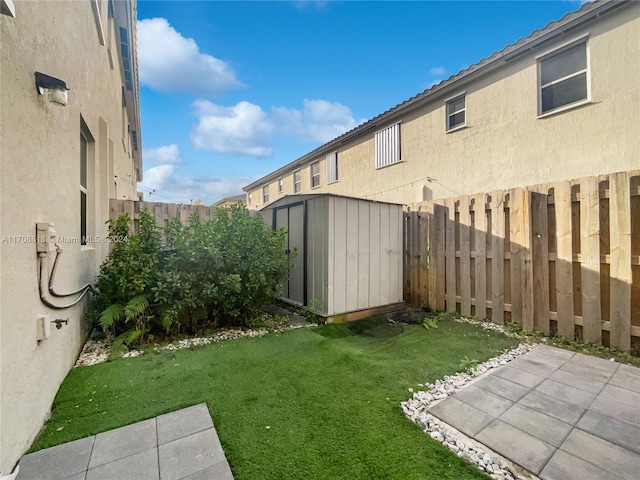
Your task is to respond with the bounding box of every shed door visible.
[275,203,305,305]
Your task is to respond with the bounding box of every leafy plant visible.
[422,318,439,330]
[458,356,479,372]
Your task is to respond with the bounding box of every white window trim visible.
[537,35,591,118]
[310,161,320,189]
[326,151,338,184]
[374,122,402,169]
[91,0,106,46]
[1,0,16,17]
[445,91,467,132]
[293,170,301,193]
[278,177,283,193]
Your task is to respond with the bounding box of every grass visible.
[33,315,518,479]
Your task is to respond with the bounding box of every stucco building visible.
[0,0,141,476]
[244,0,639,209]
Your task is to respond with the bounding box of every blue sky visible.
[137,0,585,204]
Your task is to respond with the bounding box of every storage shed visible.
[261,194,404,322]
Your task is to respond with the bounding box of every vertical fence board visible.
[410,212,419,305]
[491,191,505,324]
[580,176,602,344]
[555,181,575,339]
[531,190,551,334]
[427,203,437,309]
[609,172,631,352]
[459,196,471,316]
[419,212,430,306]
[473,194,487,319]
[434,203,447,310]
[509,190,523,326]
[445,197,457,312]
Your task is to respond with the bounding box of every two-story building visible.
[0,1,142,476]
[244,0,638,209]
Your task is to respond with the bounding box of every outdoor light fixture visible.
[35,72,69,106]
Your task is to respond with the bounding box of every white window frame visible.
[262,185,269,204]
[445,92,466,132]
[537,35,590,117]
[310,161,320,188]
[326,151,338,184]
[374,123,401,169]
[248,192,253,203]
[278,177,283,193]
[293,170,301,193]
[1,0,16,17]
[80,132,88,246]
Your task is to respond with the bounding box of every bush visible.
[90,204,291,344]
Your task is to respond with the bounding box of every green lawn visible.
[33,316,518,479]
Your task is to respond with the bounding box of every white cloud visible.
[140,164,176,191]
[191,100,275,157]
[273,99,363,143]
[191,98,363,156]
[429,66,446,76]
[137,18,244,96]
[143,144,182,164]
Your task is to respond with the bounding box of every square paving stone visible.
[60,474,87,480]
[88,418,157,469]
[500,403,572,447]
[589,392,640,427]
[453,385,514,417]
[547,368,605,394]
[86,448,159,480]
[508,356,559,378]
[428,396,495,437]
[519,390,585,425]
[534,379,597,409]
[540,449,625,480]
[493,365,544,389]
[560,354,618,382]
[17,436,94,480]
[526,345,574,367]
[158,428,227,480]
[598,383,640,409]
[157,403,213,445]
[559,428,640,480]
[577,409,640,454]
[178,460,234,480]
[608,364,640,393]
[473,374,530,402]
[476,419,555,474]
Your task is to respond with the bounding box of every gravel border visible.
[401,316,540,480]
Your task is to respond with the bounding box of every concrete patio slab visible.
[427,344,640,479]
[17,403,234,480]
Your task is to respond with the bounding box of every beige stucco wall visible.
[0,1,139,474]
[247,3,639,209]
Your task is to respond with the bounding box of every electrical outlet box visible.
[36,314,51,341]
[36,222,56,253]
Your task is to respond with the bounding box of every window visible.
[326,152,338,184]
[248,192,252,203]
[80,132,88,245]
[1,0,16,17]
[310,162,320,188]
[293,170,301,193]
[262,185,269,203]
[374,123,401,169]
[446,94,466,131]
[278,177,284,193]
[538,40,588,115]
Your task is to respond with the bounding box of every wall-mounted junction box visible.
[36,314,51,341]
[36,222,56,253]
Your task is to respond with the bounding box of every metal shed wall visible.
[261,194,403,318]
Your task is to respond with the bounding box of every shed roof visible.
[244,0,630,192]
[260,193,404,211]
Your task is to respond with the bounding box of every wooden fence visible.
[109,199,219,232]
[403,170,640,352]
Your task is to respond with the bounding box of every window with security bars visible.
[539,41,588,115]
[326,151,338,184]
[310,161,320,188]
[374,123,401,169]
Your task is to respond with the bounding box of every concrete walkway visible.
[429,344,640,479]
[16,404,233,480]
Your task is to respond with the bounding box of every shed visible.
[261,194,404,322]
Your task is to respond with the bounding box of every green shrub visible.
[91,203,291,344]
